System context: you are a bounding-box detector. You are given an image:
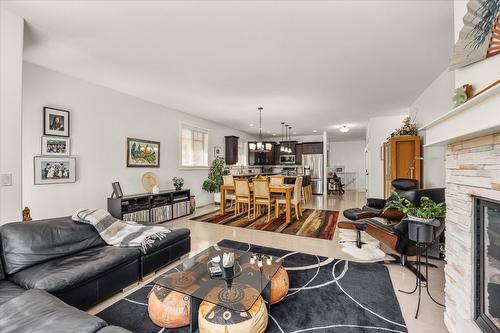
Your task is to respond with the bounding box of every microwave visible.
[280,155,295,164]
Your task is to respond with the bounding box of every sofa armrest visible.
[366,198,387,209]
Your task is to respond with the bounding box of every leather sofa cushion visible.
[0,256,4,280]
[0,216,106,274]
[139,227,190,254]
[0,280,25,306]
[343,207,380,221]
[0,289,107,333]
[9,246,139,292]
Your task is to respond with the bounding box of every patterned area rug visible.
[190,208,339,240]
[97,240,408,333]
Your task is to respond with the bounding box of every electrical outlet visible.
[1,173,12,186]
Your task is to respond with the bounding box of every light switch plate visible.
[1,173,12,186]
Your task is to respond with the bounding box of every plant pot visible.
[406,216,440,244]
[174,185,183,191]
[213,192,221,204]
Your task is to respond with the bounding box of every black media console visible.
[107,189,190,223]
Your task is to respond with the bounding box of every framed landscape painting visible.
[44,107,70,137]
[126,138,160,167]
[41,136,70,156]
[34,156,76,185]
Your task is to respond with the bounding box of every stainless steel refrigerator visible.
[302,154,324,195]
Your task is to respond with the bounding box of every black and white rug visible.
[97,240,407,332]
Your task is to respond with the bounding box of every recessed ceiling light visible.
[249,123,254,127]
[339,125,350,133]
[272,133,276,136]
[293,132,297,135]
[266,130,271,133]
[313,130,318,133]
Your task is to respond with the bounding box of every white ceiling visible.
[2,0,454,141]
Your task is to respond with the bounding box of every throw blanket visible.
[72,209,170,253]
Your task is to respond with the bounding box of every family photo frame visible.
[34,156,76,185]
[41,136,70,156]
[44,107,70,137]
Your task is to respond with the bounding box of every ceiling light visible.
[339,125,350,133]
[313,130,317,133]
[249,123,254,127]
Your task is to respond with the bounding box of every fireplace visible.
[474,198,500,333]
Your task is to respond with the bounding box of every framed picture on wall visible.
[126,138,160,167]
[214,146,223,158]
[41,136,70,156]
[43,107,70,137]
[34,156,76,185]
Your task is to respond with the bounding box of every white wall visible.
[22,63,255,220]
[409,70,455,188]
[366,114,407,198]
[329,140,366,191]
[0,9,24,224]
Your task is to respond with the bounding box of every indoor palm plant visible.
[202,157,225,203]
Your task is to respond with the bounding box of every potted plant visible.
[386,116,418,141]
[384,192,446,242]
[172,177,184,191]
[202,157,225,204]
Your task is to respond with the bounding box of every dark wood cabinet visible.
[224,136,239,165]
[247,142,277,165]
[295,143,303,165]
[301,142,323,154]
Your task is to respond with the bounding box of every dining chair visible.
[253,178,275,222]
[222,175,236,209]
[269,175,285,186]
[234,178,252,219]
[275,176,303,221]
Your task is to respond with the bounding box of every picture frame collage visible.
[35,107,76,185]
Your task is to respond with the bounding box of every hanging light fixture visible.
[250,107,272,152]
[280,122,285,152]
[288,126,293,153]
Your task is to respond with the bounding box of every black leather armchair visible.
[339,188,445,281]
[343,178,418,221]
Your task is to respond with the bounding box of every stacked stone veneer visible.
[444,132,500,333]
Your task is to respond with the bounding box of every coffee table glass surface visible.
[153,245,281,312]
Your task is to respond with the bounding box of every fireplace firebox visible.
[474,198,500,333]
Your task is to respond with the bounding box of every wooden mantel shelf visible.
[419,83,500,147]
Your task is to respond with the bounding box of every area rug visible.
[190,208,339,240]
[338,229,387,261]
[97,240,408,333]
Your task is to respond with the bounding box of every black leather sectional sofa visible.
[0,216,191,332]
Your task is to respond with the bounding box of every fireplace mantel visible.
[420,84,500,147]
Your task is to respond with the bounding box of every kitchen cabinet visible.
[301,142,323,154]
[295,143,303,165]
[224,136,239,165]
[247,142,275,165]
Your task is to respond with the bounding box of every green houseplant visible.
[202,157,225,203]
[384,191,446,222]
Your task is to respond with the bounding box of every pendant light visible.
[288,126,293,153]
[280,122,285,152]
[250,107,271,152]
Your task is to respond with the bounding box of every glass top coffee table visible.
[153,244,282,332]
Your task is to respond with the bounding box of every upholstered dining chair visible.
[222,175,236,209]
[269,175,285,186]
[275,176,303,221]
[253,178,275,221]
[234,178,252,219]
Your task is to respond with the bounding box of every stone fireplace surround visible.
[444,132,500,333]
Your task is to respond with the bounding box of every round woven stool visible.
[148,285,190,328]
[269,265,289,304]
[198,285,268,333]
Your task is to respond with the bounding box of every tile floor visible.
[89,190,447,333]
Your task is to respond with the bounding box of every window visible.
[180,123,209,168]
[237,140,247,166]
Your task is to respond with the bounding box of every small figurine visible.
[22,207,32,222]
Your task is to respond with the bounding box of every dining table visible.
[219,183,295,223]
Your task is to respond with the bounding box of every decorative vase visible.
[213,192,221,204]
[152,185,160,194]
[174,184,183,191]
